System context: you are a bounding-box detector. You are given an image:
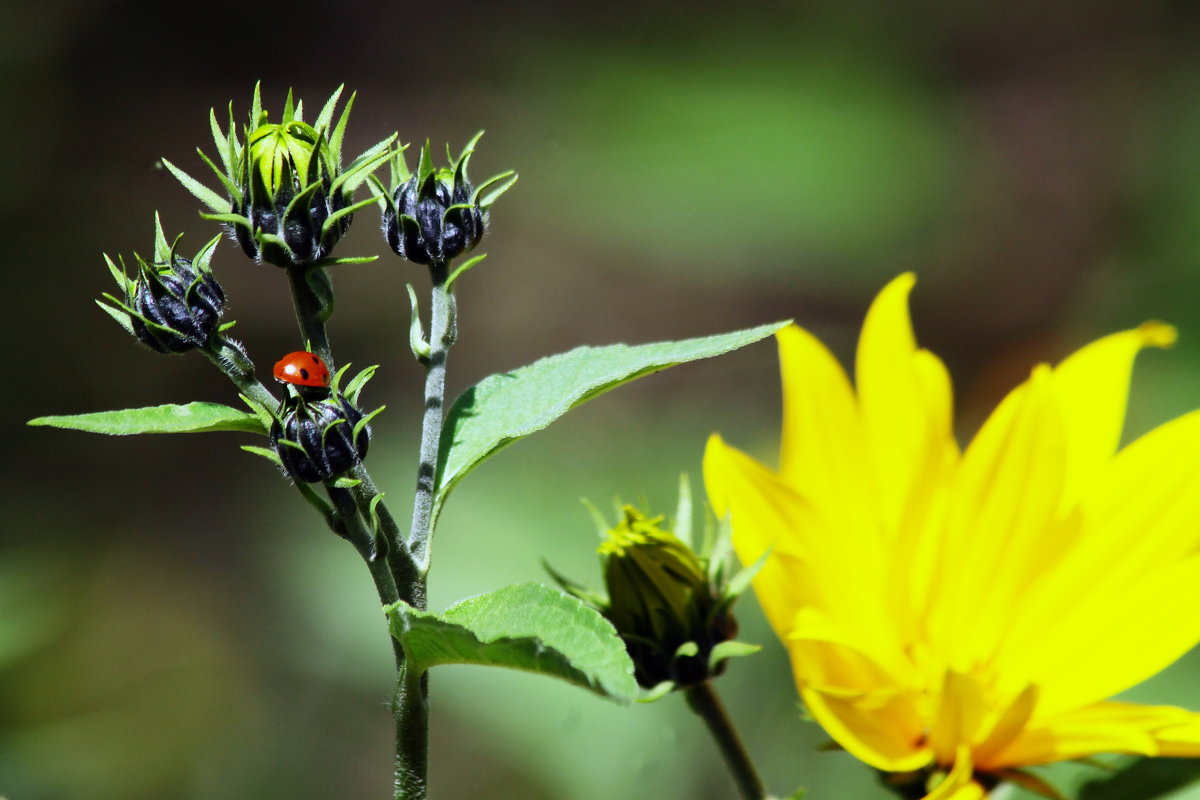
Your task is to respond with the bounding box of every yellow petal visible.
[794,643,929,773]
[855,273,956,535]
[777,324,874,530]
[928,366,1066,667]
[1022,554,1200,716]
[1153,713,1200,757]
[922,746,983,800]
[703,435,901,668]
[988,701,1188,767]
[1051,322,1176,510]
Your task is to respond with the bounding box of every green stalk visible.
[286,263,333,367]
[408,260,455,576]
[393,660,429,800]
[684,681,767,800]
[203,335,277,409]
[391,260,455,800]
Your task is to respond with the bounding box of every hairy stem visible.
[203,336,277,409]
[348,465,422,606]
[390,261,455,800]
[408,260,454,574]
[684,681,767,800]
[286,263,333,367]
[393,660,429,800]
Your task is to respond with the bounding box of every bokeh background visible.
[6,1,1200,798]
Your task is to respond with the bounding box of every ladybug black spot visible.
[299,368,310,380]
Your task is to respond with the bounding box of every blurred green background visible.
[6,1,1200,798]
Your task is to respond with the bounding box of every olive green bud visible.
[597,507,737,689]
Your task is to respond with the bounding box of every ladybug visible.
[273,351,331,396]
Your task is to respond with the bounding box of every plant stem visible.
[286,263,333,367]
[348,465,422,605]
[684,681,767,800]
[408,260,454,575]
[204,336,277,409]
[393,659,429,800]
[389,260,455,800]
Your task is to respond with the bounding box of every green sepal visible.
[343,365,378,405]
[326,88,354,167]
[30,403,266,436]
[406,283,431,362]
[367,492,387,538]
[242,444,283,467]
[196,147,242,204]
[444,253,487,292]
[473,170,518,210]
[724,544,771,602]
[103,254,134,294]
[335,134,395,194]
[198,212,252,233]
[330,363,353,394]
[637,680,676,703]
[675,641,700,659]
[433,321,789,523]
[313,85,344,142]
[673,473,694,549]
[368,173,394,213]
[320,194,376,237]
[707,640,761,672]
[386,582,638,703]
[303,265,334,323]
[160,158,228,213]
[542,559,609,609]
[96,298,134,335]
[352,406,385,440]
[312,254,379,267]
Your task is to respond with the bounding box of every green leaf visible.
[29,403,267,436]
[386,582,637,703]
[1079,757,1200,800]
[434,321,787,520]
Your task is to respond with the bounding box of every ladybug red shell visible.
[273,351,331,388]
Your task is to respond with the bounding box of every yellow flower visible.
[704,273,1200,798]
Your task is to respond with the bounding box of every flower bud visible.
[131,256,225,353]
[270,392,370,483]
[162,84,393,268]
[598,507,738,689]
[235,119,347,267]
[101,219,225,354]
[381,135,516,267]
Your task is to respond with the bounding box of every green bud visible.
[597,506,737,689]
[162,84,394,268]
